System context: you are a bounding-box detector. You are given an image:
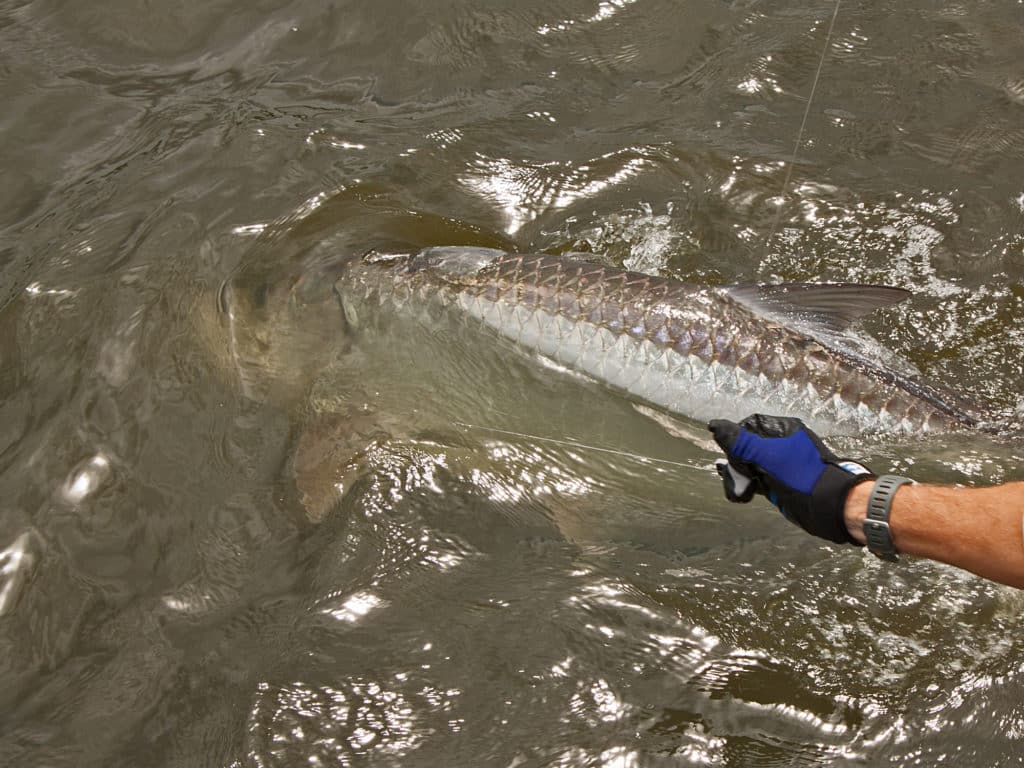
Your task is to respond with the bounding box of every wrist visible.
[843,479,873,545]
[806,465,875,545]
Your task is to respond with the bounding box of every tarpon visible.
[334,246,987,436]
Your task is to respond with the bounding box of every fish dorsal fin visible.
[723,282,911,333]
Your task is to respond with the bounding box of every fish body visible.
[335,247,985,436]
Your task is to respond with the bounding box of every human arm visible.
[844,480,1024,589]
[709,414,1024,590]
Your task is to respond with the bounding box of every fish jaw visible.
[337,248,982,436]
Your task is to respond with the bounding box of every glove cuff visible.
[810,465,876,545]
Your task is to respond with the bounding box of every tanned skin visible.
[845,481,1024,589]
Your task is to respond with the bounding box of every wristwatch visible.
[863,475,912,562]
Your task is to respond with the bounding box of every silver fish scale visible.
[337,250,982,436]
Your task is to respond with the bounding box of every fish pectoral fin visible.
[723,282,910,333]
[291,410,393,523]
[632,403,719,453]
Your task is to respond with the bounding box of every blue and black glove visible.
[708,414,874,545]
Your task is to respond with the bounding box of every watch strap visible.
[864,475,912,562]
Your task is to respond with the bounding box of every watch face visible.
[864,475,913,562]
[864,519,898,562]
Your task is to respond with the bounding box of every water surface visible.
[2,1,1024,765]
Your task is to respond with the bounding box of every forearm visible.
[845,481,1024,589]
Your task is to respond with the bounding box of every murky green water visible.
[2,1,1024,765]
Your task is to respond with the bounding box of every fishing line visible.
[454,421,713,473]
[762,0,842,255]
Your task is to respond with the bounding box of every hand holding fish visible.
[710,414,1024,589]
[708,414,873,545]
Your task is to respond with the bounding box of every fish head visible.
[193,256,353,408]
